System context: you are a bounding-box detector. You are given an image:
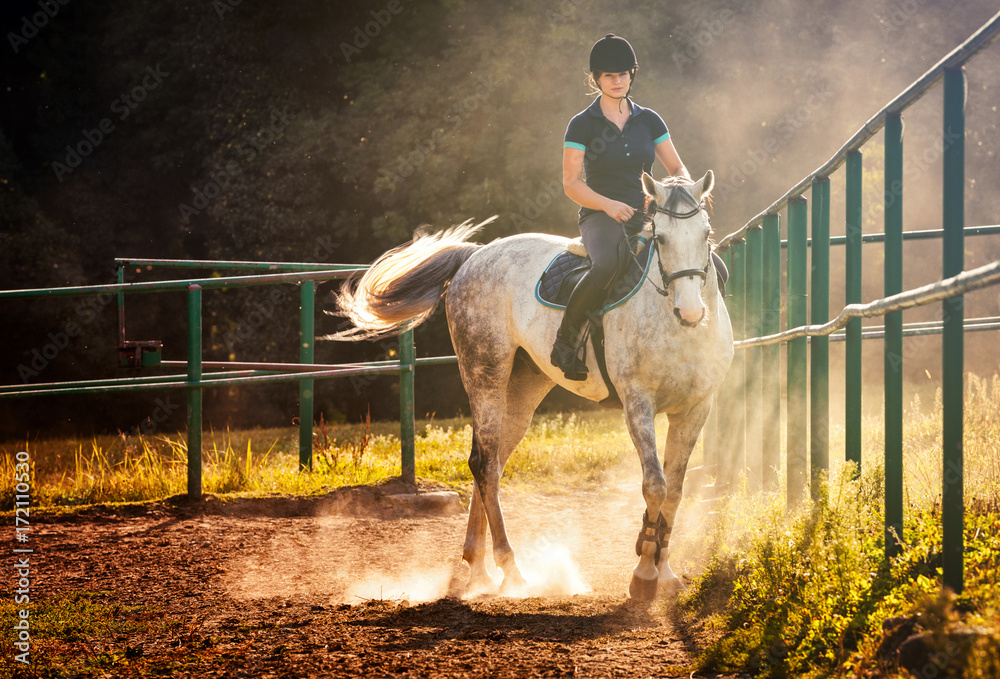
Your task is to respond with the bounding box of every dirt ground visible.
[19,479,741,678]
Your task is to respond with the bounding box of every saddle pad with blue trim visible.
[535,241,654,314]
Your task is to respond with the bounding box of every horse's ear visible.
[641,172,658,199]
[697,170,715,199]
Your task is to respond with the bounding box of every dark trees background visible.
[1,0,998,438]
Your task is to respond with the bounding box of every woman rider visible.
[552,34,720,380]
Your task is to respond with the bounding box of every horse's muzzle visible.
[674,306,706,327]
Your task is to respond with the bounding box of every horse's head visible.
[641,171,715,327]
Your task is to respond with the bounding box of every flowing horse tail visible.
[327,217,496,341]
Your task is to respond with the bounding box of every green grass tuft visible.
[677,375,1000,678]
[0,590,156,676]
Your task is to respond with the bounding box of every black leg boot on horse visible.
[550,272,608,381]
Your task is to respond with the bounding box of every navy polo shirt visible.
[564,97,670,215]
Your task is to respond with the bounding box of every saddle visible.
[535,234,655,409]
[535,234,654,313]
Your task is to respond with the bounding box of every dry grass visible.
[0,410,641,508]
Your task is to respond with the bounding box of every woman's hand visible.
[603,199,635,223]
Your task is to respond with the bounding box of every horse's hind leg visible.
[463,357,552,594]
[463,480,494,593]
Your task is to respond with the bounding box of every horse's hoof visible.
[465,572,496,596]
[499,570,528,595]
[628,574,658,602]
[658,575,687,595]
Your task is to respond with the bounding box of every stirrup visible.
[550,336,588,381]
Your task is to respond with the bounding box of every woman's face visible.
[597,71,631,98]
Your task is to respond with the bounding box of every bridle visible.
[642,198,712,298]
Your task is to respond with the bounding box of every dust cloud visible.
[220,464,733,607]
[223,514,466,604]
[343,570,455,604]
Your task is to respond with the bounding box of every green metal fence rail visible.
[734,261,1000,348]
[711,10,1000,595]
[1,260,460,495]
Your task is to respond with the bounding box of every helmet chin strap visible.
[625,69,635,103]
[602,84,633,113]
[600,89,629,114]
[615,89,633,114]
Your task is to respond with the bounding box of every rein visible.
[628,199,711,298]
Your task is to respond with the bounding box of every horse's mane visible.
[658,175,714,214]
[658,175,694,188]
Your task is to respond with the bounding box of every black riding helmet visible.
[589,34,638,100]
[589,34,637,73]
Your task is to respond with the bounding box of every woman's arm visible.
[654,138,691,181]
[563,147,636,222]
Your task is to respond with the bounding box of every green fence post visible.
[845,151,864,475]
[942,67,965,594]
[810,178,831,498]
[745,227,763,491]
[187,284,203,500]
[298,281,315,472]
[762,214,782,491]
[116,264,126,346]
[400,329,416,485]
[786,197,808,508]
[718,242,746,490]
[884,113,905,559]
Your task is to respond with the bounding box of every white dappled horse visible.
[333,172,733,600]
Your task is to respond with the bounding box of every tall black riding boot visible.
[550,273,608,380]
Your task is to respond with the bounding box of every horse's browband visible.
[659,265,709,289]
[651,202,705,219]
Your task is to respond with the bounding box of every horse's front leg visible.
[623,395,667,602]
[657,397,714,591]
